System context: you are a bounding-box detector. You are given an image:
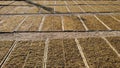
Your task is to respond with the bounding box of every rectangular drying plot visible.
[9,6,39,14]
[45,1,55,5]
[78,37,120,68]
[21,6,39,13]
[112,1,120,4]
[28,16,42,31]
[0,16,25,32]
[56,1,65,5]
[63,16,85,31]
[94,1,117,4]
[76,1,85,4]
[47,39,65,67]
[109,5,120,12]
[9,7,28,14]
[0,1,13,5]
[41,16,62,31]
[84,1,96,4]
[106,37,120,54]
[80,5,96,12]
[89,5,109,12]
[0,41,14,65]
[105,5,120,11]
[55,6,68,13]
[11,1,29,5]
[80,15,107,30]
[22,41,45,68]
[2,41,31,68]
[68,6,83,12]
[96,15,120,30]
[33,1,44,5]
[63,39,85,67]
[112,14,120,20]
[0,16,7,23]
[90,5,120,12]
[66,1,75,5]
[17,16,42,31]
[0,6,15,14]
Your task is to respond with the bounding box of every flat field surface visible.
[0,1,120,32]
[0,37,120,68]
[0,0,120,68]
[0,14,120,32]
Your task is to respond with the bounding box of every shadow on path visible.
[24,0,61,13]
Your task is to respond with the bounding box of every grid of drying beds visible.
[0,36,120,68]
[1,1,120,5]
[0,14,120,32]
[0,1,120,14]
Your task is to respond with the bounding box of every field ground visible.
[0,14,120,32]
[0,36,120,68]
[0,0,120,68]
